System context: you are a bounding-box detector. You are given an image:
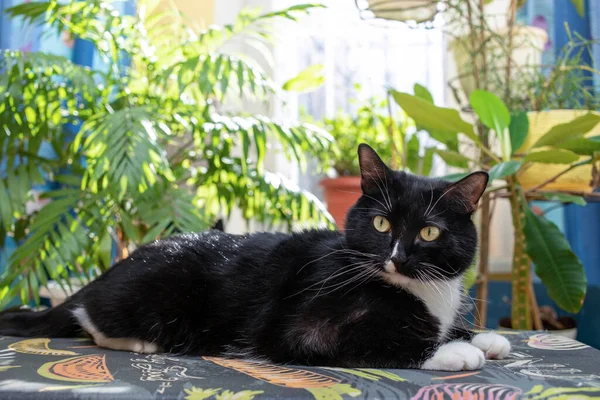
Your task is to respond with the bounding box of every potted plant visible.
[318,93,438,229]
[443,0,547,100]
[381,0,598,335]
[0,1,334,308]
[391,85,597,332]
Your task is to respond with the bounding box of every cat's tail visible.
[0,302,80,337]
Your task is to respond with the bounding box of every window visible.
[273,0,447,194]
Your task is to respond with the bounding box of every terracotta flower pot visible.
[517,110,600,192]
[320,176,362,230]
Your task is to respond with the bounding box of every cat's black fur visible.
[0,144,488,368]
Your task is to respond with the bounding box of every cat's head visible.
[344,144,487,286]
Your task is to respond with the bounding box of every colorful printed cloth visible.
[0,331,597,399]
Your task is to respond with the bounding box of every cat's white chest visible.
[405,278,462,341]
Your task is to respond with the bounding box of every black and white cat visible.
[0,144,509,371]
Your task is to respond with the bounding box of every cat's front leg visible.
[421,341,485,371]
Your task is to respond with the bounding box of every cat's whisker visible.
[341,268,380,296]
[424,186,456,218]
[315,266,378,299]
[292,262,373,297]
[336,190,390,213]
[427,208,448,219]
[352,207,388,215]
[371,167,393,212]
[366,170,392,212]
[423,184,434,217]
[296,249,348,275]
[321,244,381,260]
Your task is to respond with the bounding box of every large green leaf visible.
[570,0,585,17]
[438,172,469,182]
[421,147,434,176]
[555,137,600,155]
[488,160,521,181]
[434,149,470,168]
[509,111,529,154]
[390,90,478,143]
[523,149,579,164]
[282,64,325,93]
[469,90,511,160]
[533,113,600,148]
[536,192,586,206]
[413,83,433,103]
[523,208,587,313]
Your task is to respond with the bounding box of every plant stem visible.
[386,91,400,169]
[504,0,517,103]
[509,179,532,330]
[525,158,593,193]
[465,0,482,89]
[475,192,490,329]
[478,0,487,89]
[116,227,129,262]
[529,277,543,330]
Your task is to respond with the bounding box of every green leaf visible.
[488,160,521,181]
[533,113,600,148]
[536,192,587,206]
[509,111,529,154]
[463,261,477,291]
[282,64,325,93]
[421,147,434,176]
[406,134,420,173]
[555,137,600,155]
[434,149,470,168]
[438,172,469,182]
[390,90,478,143]
[523,208,586,313]
[413,83,433,103]
[570,0,585,17]
[0,180,13,230]
[523,149,580,164]
[469,90,511,160]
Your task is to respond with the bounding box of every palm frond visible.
[0,191,108,307]
[195,157,333,229]
[203,114,334,171]
[75,107,174,195]
[164,54,275,103]
[135,182,212,243]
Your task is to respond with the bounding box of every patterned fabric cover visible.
[0,331,598,399]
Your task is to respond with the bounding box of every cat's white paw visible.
[421,341,485,371]
[471,332,511,359]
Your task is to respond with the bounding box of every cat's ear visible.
[357,144,391,193]
[446,171,488,213]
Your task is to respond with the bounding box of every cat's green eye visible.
[420,226,441,241]
[373,216,391,233]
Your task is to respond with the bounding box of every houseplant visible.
[392,85,598,331]
[318,92,438,229]
[384,0,598,333]
[0,1,334,307]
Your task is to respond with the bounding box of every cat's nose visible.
[391,254,407,267]
[391,242,407,267]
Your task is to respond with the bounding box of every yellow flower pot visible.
[518,110,600,192]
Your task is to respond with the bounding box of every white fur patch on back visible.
[381,274,462,341]
[72,307,159,354]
